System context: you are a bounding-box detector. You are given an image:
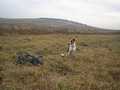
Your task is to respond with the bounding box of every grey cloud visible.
[0,0,120,29]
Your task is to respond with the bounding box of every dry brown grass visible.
[0,34,120,90]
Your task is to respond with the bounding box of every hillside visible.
[0,18,96,28]
[0,18,120,35]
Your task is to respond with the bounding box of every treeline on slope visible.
[0,23,119,35]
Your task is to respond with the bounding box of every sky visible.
[0,0,120,30]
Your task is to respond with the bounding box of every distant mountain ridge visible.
[0,18,120,35]
[0,18,96,29]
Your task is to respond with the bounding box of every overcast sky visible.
[0,0,120,30]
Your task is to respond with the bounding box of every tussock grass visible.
[0,34,120,90]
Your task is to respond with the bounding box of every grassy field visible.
[0,34,120,90]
